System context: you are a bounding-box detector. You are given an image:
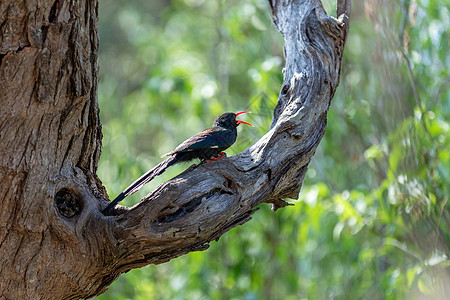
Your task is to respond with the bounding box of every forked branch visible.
[95,0,351,294]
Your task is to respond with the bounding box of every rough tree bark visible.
[0,0,350,298]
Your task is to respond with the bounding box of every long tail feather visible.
[102,156,179,213]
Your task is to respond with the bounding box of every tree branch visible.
[98,0,350,276]
[94,0,350,295]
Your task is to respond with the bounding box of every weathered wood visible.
[0,0,350,298]
[0,0,105,298]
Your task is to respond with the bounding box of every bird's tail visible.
[102,156,179,213]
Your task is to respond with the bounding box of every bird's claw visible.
[205,152,227,163]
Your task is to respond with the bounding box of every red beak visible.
[235,111,253,127]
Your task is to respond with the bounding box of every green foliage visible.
[97,0,449,299]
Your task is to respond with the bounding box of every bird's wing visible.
[171,127,235,154]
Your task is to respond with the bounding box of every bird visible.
[102,111,253,213]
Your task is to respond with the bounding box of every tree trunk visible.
[0,0,350,298]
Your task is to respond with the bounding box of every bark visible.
[0,0,350,298]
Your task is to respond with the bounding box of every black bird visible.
[102,111,253,213]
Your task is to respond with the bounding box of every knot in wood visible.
[55,189,83,218]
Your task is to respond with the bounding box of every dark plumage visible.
[102,111,252,213]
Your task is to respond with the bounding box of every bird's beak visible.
[235,111,253,127]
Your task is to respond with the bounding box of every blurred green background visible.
[96,0,449,299]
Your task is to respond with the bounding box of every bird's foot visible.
[205,152,227,163]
